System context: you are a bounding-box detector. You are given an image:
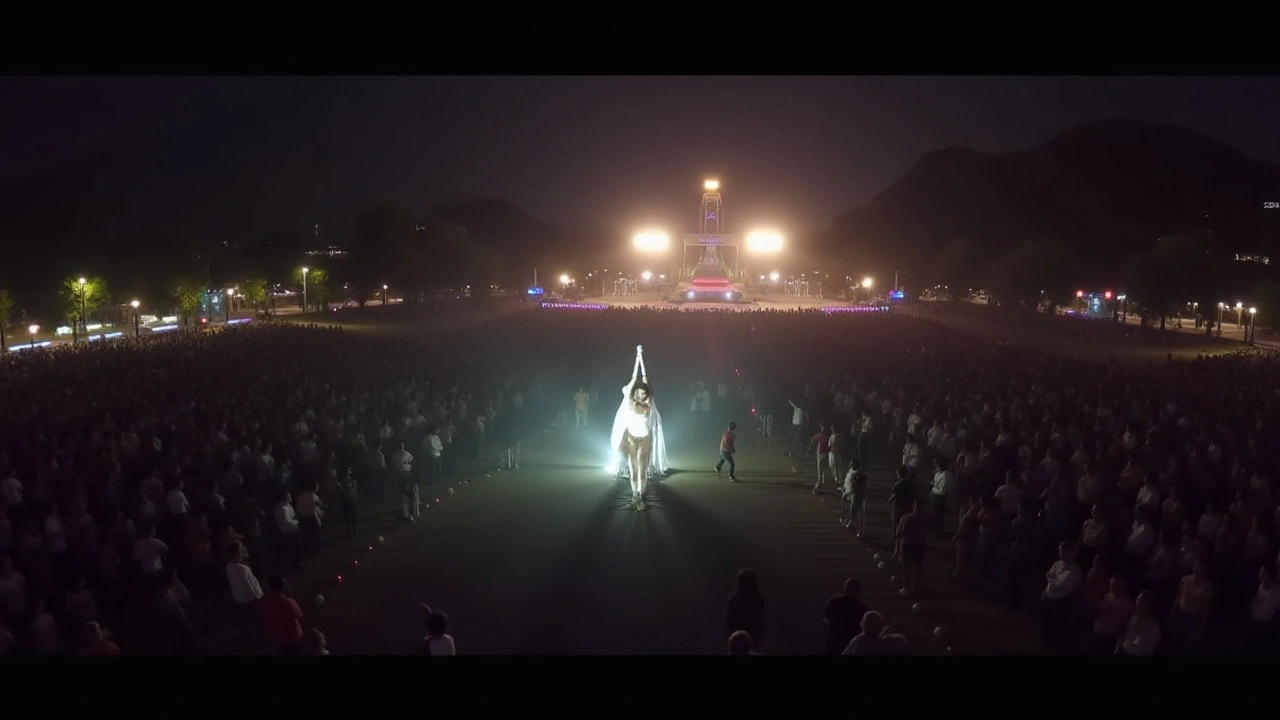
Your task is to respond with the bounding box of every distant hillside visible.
[425,197,612,284]
[826,119,1280,273]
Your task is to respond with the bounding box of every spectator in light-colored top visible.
[416,606,456,655]
[841,611,907,655]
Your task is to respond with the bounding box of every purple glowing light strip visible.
[822,305,891,313]
[541,302,608,310]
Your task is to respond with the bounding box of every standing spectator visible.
[841,611,907,655]
[416,606,456,655]
[725,569,764,652]
[1041,541,1083,654]
[822,577,868,656]
[260,575,305,655]
[225,541,263,652]
[895,498,930,598]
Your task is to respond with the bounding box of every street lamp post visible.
[74,276,87,344]
[1249,307,1257,344]
[130,300,140,338]
[382,284,388,307]
[28,324,38,350]
[1217,303,1224,338]
[226,288,234,324]
[301,267,309,317]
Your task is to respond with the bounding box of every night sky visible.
[2,76,1278,240]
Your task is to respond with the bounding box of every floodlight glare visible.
[861,277,873,289]
[769,271,780,282]
[633,230,671,253]
[559,274,571,285]
[745,229,784,253]
[704,179,719,192]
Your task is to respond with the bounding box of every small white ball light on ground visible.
[448,488,455,495]
[946,646,954,653]
[484,473,491,479]
[912,602,923,613]
[889,575,898,583]
[934,627,944,638]
[873,553,882,562]
[877,561,887,570]
[314,594,325,605]
[376,535,385,544]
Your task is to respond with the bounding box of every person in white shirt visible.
[132,526,169,581]
[272,495,302,570]
[789,398,806,457]
[417,609,457,656]
[0,472,22,509]
[1248,565,1280,654]
[424,430,444,485]
[841,611,907,655]
[1040,541,1082,654]
[226,541,264,651]
[1117,591,1162,656]
[166,480,191,518]
[930,458,956,537]
[993,472,1022,517]
[901,434,921,480]
[295,484,326,555]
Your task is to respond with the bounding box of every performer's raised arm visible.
[624,352,642,396]
[638,354,649,384]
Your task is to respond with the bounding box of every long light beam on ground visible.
[540,302,608,310]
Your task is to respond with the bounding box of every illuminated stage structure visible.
[679,180,743,303]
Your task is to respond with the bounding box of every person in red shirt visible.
[715,422,739,482]
[260,575,305,655]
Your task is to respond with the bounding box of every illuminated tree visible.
[60,276,111,327]
[240,277,268,314]
[170,279,205,328]
[292,266,330,311]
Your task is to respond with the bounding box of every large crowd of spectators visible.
[0,320,557,655]
[3,300,1278,656]
[721,306,1280,655]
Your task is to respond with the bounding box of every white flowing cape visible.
[609,381,670,476]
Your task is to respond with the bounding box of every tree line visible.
[0,201,504,339]
[926,233,1280,331]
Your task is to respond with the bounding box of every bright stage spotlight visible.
[704,179,720,192]
[746,229,784,253]
[633,230,671,253]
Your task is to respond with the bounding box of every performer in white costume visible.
[610,345,670,509]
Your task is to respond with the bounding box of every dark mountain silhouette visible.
[827,119,1280,272]
[425,196,612,283]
